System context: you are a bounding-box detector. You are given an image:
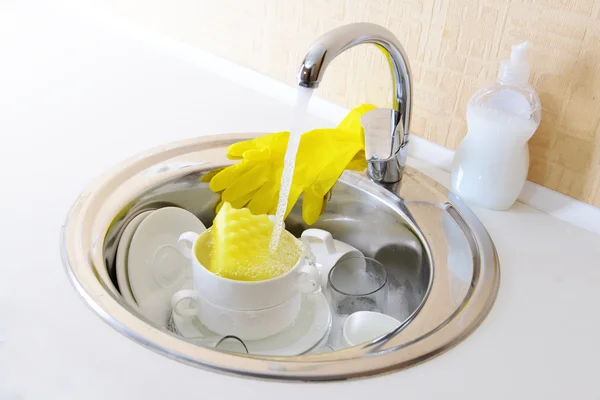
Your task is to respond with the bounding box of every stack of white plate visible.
[116,207,206,326]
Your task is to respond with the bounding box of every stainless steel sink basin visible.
[61,133,499,381]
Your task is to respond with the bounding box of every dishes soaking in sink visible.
[128,207,206,326]
[114,210,360,352]
[109,196,433,356]
[171,291,331,356]
[113,205,405,355]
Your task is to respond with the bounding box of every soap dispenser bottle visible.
[451,41,541,210]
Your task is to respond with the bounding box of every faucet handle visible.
[360,108,402,162]
[360,108,405,184]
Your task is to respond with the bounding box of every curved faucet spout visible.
[297,23,412,185]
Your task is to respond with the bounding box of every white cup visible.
[171,229,320,340]
[301,229,363,288]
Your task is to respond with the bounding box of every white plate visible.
[129,207,206,326]
[172,292,332,356]
[116,210,154,308]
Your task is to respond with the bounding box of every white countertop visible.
[1,3,599,399]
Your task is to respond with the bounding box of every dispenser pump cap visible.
[497,41,531,86]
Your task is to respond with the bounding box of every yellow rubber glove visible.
[206,104,376,224]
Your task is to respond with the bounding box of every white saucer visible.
[116,210,153,308]
[128,207,206,326]
[172,292,332,356]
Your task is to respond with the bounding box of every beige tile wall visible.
[93,0,600,206]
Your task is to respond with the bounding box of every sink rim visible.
[60,133,500,381]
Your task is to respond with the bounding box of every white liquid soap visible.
[451,41,541,210]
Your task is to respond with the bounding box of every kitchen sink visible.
[61,133,499,381]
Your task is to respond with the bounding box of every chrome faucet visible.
[297,23,412,186]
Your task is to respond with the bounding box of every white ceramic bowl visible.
[343,311,401,347]
[178,230,320,311]
[172,292,332,354]
[172,290,302,341]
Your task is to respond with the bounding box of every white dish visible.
[172,292,331,356]
[343,311,400,347]
[301,229,364,287]
[116,210,154,308]
[128,207,206,326]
